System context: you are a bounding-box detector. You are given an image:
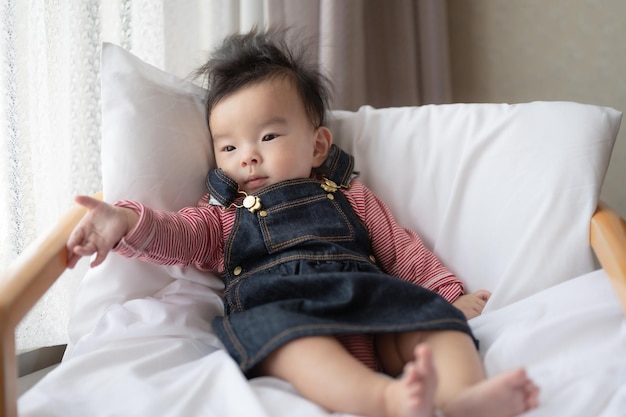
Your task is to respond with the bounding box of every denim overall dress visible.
[207,145,474,373]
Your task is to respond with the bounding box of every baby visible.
[67,28,538,417]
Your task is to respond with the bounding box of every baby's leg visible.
[257,335,437,417]
[376,331,539,417]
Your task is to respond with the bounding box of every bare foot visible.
[383,344,438,417]
[443,368,539,417]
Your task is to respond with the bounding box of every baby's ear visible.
[312,126,332,168]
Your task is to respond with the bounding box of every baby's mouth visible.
[245,176,267,190]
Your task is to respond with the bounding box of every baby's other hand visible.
[66,196,137,269]
[452,289,491,320]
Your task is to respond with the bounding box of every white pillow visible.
[67,43,220,349]
[329,103,620,310]
[68,43,621,349]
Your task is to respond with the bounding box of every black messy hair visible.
[193,27,332,131]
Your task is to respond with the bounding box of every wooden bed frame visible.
[2,196,625,417]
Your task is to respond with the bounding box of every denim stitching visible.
[234,279,244,313]
[227,253,373,284]
[221,316,248,363]
[223,208,242,279]
[260,195,355,252]
[206,169,239,205]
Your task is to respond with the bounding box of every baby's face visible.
[209,77,330,194]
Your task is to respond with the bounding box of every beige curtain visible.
[266,0,452,110]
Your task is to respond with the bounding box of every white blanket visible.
[18,269,626,417]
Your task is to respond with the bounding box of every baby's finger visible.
[90,249,109,268]
[474,289,492,301]
[72,241,98,257]
[66,225,85,249]
[66,252,81,269]
[75,195,103,210]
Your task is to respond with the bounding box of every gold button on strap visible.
[321,178,338,193]
[228,190,264,214]
[369,255,376,263]
[242,194,262,213]
[233,266,243,276]
[242,195,256,208]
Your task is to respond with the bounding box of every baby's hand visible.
[66,196,138,269]
[452,289,491,320]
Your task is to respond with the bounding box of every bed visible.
[2,43,626,417]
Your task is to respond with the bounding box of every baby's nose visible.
[241,154,259,167]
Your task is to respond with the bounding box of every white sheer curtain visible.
[2,0,267,351]
[2,0,451,350]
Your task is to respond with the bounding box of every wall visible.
[448,0,626,217]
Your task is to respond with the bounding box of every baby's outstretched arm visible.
[66,195,139,269]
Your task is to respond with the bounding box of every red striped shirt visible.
[115,179,464,370]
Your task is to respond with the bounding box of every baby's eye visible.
[223,145,236,152]
[262,134,278,142]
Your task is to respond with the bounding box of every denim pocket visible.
[259,193,355,253]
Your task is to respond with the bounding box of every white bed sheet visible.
[18,269,626,417]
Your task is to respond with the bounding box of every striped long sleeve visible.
[344,181,464,303]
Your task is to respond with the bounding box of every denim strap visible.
[205,168,240,207]
[313,144,355,187]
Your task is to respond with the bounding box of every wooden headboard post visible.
[0,196,97,417]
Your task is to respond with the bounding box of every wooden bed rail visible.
[0,193,100,417]
[590,203,626,314]
[1,196,625,417]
